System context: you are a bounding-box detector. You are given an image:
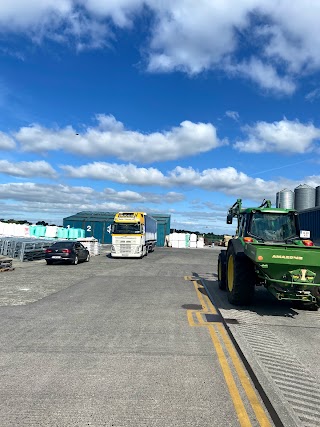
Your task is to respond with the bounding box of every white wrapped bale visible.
[45,226,58,238]
[197,237,204,248]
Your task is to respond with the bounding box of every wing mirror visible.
[227,214,233,224]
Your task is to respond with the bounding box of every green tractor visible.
[218,199,320,309]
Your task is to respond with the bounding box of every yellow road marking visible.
[185,276,272,427]
[196,311,206,325]
[216,323,272,427]
[187,310,196,327]
[192,280,218,314]
[208,325,252,427]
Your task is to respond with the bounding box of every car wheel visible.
[73,256,79,265]
[85,253,90,262]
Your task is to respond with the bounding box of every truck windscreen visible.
[113,223,141,234]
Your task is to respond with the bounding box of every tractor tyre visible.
[218,251,227,290]
[226,245,255,305]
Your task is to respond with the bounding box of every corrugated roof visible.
[64,211,171,221]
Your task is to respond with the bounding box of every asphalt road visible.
[0,246,319,426]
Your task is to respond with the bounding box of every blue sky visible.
[1,1,320,233]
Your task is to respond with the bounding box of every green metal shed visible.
[63,212,171,245]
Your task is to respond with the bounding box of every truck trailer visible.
[111,212,157,258]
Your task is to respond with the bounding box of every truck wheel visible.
[226,245,255,305]
[218,252,227,290]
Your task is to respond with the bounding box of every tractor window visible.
[238,215,247,237]
[249,212,297,241]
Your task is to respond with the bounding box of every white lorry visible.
[111,212,157,258]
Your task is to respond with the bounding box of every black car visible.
[45,241,90,265]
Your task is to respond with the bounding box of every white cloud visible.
[14,115,226,162]
[235,119,320,153]
[0,182,96,203]
[0,0,141,50]
[0,1,72,28]
[61,162,167,185]
[305,88,320,102]
[226,59,295,94]
[225,111,240,121]
[60,161,306,203]
[145,1,308,93]
[103,188,184,204]
[167,166,279,201]
[0,160,57,178]
[82,0,144,28]
[2,2,320,92]
[0,181,184,222]
[0,132,15,150]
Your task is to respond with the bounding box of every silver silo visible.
[294,184,316,211]
[278,188,294,209]
[316,186,320,207]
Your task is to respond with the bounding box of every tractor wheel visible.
[226,245,255,305]
[218,252,227,290]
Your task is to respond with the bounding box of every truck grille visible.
[120,243,132,254]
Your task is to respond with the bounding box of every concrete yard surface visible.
[0,247,317,426]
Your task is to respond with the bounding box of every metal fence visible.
[0,237,54,262]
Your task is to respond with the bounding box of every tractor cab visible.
[246,210,299,242]
[227,199,300,243]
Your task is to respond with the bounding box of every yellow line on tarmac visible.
[187,310,196,326]
[185,277,272,427]
[196,311,206,325]
[208,325,253,427]
[216,323,272,427]
[192,280,219,314]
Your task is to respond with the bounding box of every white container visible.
[15,224,26,237]
[170,233,179,246]
[6,223,15,236]
[177,233,186,241]
[23,225,30,237]
[93,241,100,255]
[77,237,100,256]
[45,226,58,238]
[190,233,197,242]
[189,242,197,248]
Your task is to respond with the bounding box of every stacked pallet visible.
[0,256,14,272]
